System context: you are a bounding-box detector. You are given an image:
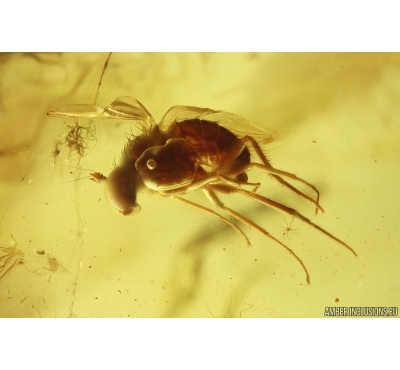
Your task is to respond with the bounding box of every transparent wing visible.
[159,105,277,145]
[47,96,155,130]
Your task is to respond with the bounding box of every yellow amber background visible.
[0,53,399,317]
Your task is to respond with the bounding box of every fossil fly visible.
[47,96,357,284]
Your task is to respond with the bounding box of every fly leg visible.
[244,135,322,214]
[171,196,251,246]
[247,162,323,214]
[224,136,323,214]
[212,184,357,258]
[203,186,311,284]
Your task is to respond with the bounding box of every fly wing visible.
[46,104,105,118]
[47,96,155,130]
[159,105,277,145]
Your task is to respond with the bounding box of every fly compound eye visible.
[147,159,156,170]
[105,166,141,216]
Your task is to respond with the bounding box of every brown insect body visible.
[47,96,357,284]
[169,119,251,177]
[133,119,251,193]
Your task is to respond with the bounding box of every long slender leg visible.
[172,196,251,247]
[225,135,323,213]
[203,187,311,284]
[163,173,258,194]
[248,163,324,214]
[244,136,321,205]
[211,184,357,258]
